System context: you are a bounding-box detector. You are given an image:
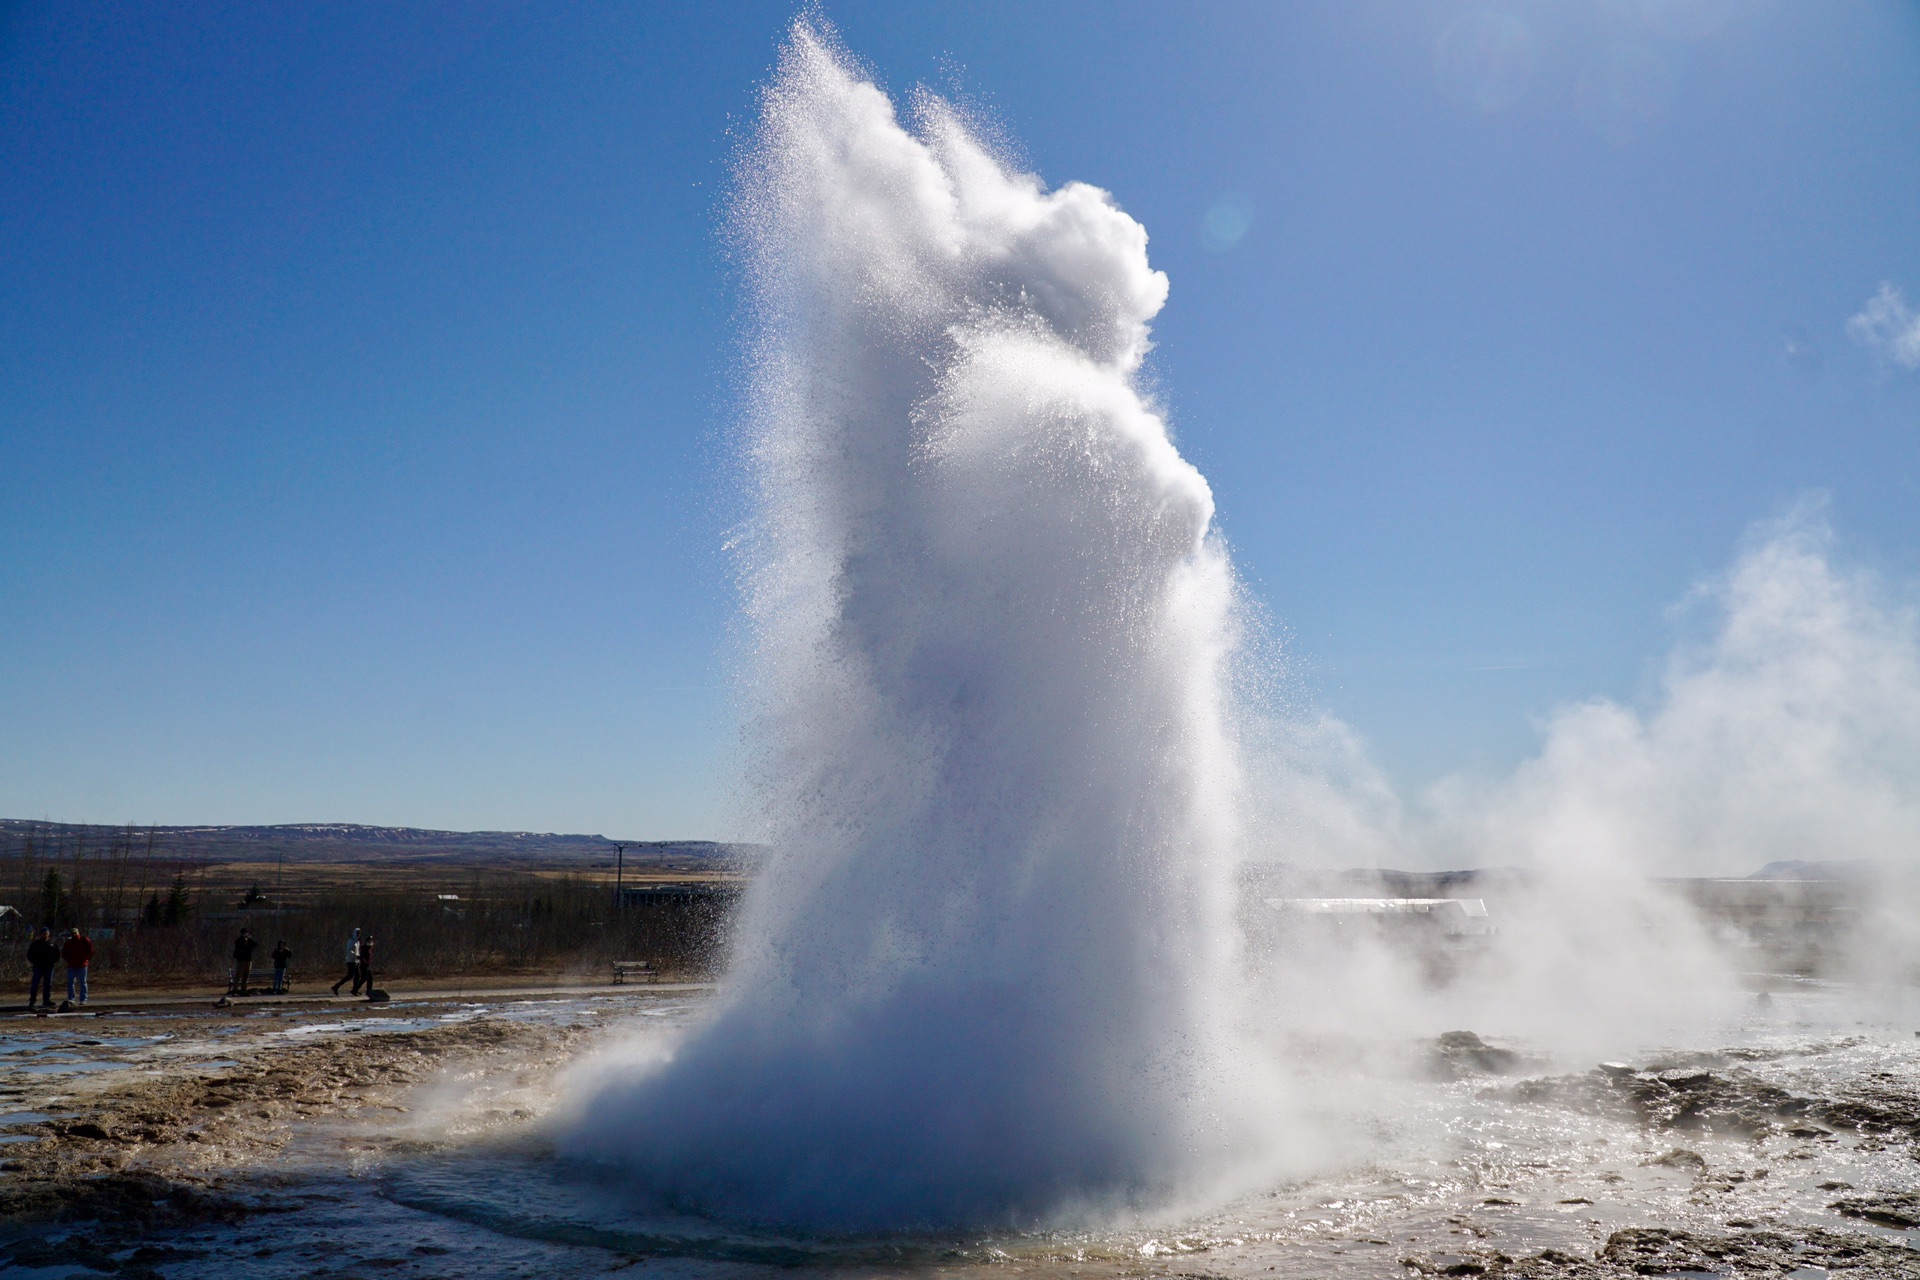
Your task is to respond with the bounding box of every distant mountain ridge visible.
[0,819,752,870]
[1745,859,1882,881]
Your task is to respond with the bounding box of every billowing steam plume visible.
[563,23,1268,1230]
[561,19,1920,1233]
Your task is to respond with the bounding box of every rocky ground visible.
[0,1008,1913,1279]
[1399,1223,1919,1279]
[0,1010,588,1277]
[1394,1042,1920,1279]
[1503,1045,1920,1144]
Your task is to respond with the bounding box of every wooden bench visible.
[611,960,658,984]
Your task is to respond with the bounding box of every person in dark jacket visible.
[270,939,292,994]
[25,927,57,1009]
[357,932,375,998]
[230,929,258,995]
[61,927,92,1005]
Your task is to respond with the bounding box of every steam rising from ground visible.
[1443,512,1920,877]
[1258,512,1920,877]
[565,21,1920,1235]
[565,23,1272,1230]
[1254,507,1920,1054]
[1269,508,1920,883]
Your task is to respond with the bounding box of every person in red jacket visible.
[61,927,92,1006]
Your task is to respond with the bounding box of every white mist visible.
[562,23,1272,1230]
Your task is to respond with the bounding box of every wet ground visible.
[0,985,1915,1278]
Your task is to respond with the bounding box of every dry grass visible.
[3,826,738,990]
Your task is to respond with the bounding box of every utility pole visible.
[613,843,625,915]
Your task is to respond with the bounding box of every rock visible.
[1431,1031,1522,1078]
[1657,1068,1713,1089]
[55,1121,115,1141]
[1830,1191,1920,1229]
[1817,1089,1920,1135]
[1599,1226,1916,1279]
[1400,1251,1504,1276]
[1647,1148,1706,1171]
[4,1234,125,1274]
[1508,1060,1824,1142]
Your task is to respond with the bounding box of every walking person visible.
[357,931,376,1000]
[230,928,258,995]
[270,939,292,994]
[25,927,57,1010]
[330,927,361,996]
[61,926,92,1006]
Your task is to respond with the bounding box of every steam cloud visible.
[561,22,1920,1235]
[1255,508,1920,882]
[562,22,1273,1230]
[1435,511,1920,877]
[1847,281,1920,369]
[1250,506,1920,1054]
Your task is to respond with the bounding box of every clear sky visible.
[4,2,1917,840]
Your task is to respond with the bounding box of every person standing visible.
[230,928,258,995]
[25,927,57,1009]
[61,926,92,1006]
[357,932,376,999]
[331,927,361,997]
[270,939,292,994]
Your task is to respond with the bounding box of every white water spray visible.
[564,24,1268,1229]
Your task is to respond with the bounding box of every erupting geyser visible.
[565,23,1272,1228]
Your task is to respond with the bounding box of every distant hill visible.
[0,819,755,871]
[1746,859,1881,881]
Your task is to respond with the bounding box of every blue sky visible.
[3,2,1917,840]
